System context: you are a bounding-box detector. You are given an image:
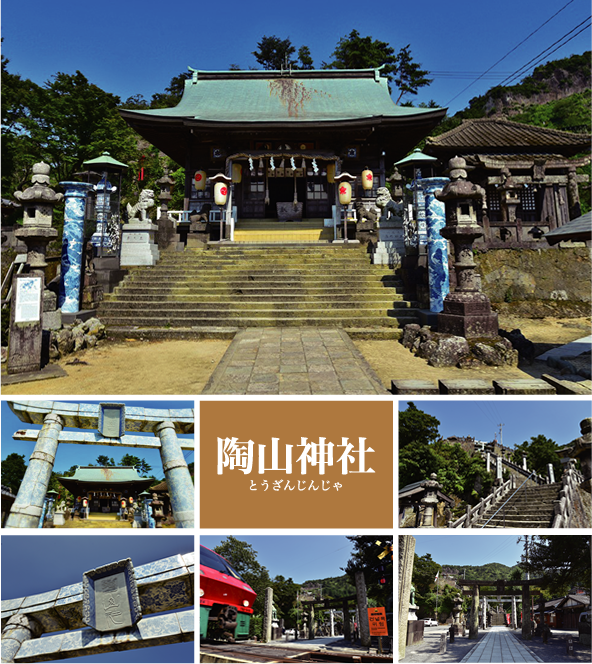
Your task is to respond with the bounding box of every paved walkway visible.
[201,327,387,394]
[537,335,592,362]
[460,628,543,663]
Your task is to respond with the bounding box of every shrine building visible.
[424,118,591,248]
[57,466,154,514]
[120,67,446,236]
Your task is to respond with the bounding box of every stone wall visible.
[475,247,591,305]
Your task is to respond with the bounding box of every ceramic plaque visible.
[83,558,141,632]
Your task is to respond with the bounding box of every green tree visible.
[342,535,392,607]
[399,402,440,449]
[96,455,116,466]
[399,402,442,488]
[118,454,152,476]
[323,30,431,103]
[253,35,298,70]
[511,434,562,478]
[297,46,314,70]
[150,71,192,109]
[1,452,27,494]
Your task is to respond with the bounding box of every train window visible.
[200,546,243,581]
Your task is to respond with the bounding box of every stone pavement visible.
[201,327,388,394]
[460,627,543,663]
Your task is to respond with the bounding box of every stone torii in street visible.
[462,578,546,640]
[4,400,194,528]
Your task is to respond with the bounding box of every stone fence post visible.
[263,587,273,643]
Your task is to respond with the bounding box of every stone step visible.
[100,244,415,334]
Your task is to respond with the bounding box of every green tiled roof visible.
[123,68,445,124]
[60,466,147,483]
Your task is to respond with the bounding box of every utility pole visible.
[498,423,504,448]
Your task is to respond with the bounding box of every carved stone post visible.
[511,595,517,630]
[342,600,351,642]
[155,422,194,528]
[6,413,64,528]
[469,585,479,639]
[398,536,415,659]
[355,571,371,647]
[263,587,273,643]
[1,614,42,663]
[522,583,532,640]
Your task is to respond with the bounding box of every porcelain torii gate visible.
[5,400,194,529]
[1,552,194,662]
[462,578,546,640]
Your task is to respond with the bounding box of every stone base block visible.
[391,379,439,394]
[42,310,63,331]
[61,309,96,325]
[438,379,495,394]
[120,221,160,267]
[438,292,499,338]
[493,379,556,395]
[186,233,208,248]
[373,242,404,266]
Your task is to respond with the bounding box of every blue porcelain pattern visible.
[58,183,92,313]
[2,554,193,641]
[422,178,451,313]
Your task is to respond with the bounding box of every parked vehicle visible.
[424,618,438,626]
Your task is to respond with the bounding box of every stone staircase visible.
[98,244,420,339]
[474,482,562,528]
[233,219,333,243]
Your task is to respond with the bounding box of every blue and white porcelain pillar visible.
[5,413,64,528]
[58,181,93,313]
[422,177,450,313]
[155,421,194,528]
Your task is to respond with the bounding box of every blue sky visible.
[1,535,194,663]
[413,534,525,568]
[2,0,589,116]
[398,399,592,450]
[1,400,194,479]
[200,535,388,583]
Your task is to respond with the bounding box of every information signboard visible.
[14,276,42,323]
[368,606,389,636]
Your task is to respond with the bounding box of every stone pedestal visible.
[438,292,499,338]
[373,220,405,266]
[120,220,160,266]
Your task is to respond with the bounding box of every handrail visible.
[552,460,585,528]
[449,476,513,528]
[480,471,536,528]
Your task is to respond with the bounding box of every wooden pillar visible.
[469,585,479,639]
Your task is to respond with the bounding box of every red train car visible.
[200,544,257,642]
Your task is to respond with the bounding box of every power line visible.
[498,17,591,86]
[444,0,579,106]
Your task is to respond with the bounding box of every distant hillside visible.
[300,574,355,598]
[480,52,591,120]
[432,52,591,135]
[439,562,523,582]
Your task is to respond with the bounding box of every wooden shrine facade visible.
[120,68,446,225]
[57,466,154,513]
[425,118,591,248]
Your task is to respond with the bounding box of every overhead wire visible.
[443,0,580,106]
[498,17,591,86]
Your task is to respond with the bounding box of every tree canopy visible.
[342,535,392,607]
[510,434,562,479]
[1,452,27,495]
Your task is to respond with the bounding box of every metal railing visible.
[480,471,536,528]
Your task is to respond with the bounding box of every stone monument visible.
[8,164,64,374]
[156,168,180,250]
[398,535,416,660]
[373,187,405,266]
[120,189,160,266]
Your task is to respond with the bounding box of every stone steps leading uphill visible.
[98,244,421,339]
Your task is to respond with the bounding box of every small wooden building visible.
[120,68,446,234]
[425,118,590,248]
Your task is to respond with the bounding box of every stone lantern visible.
[156,168,180,250]
[151,492,165,528]
[13,162,63,277]
[560,417,591,491]
[436,156,499,339]
[420,473,441,527]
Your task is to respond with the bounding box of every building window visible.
[307,181,328,200]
